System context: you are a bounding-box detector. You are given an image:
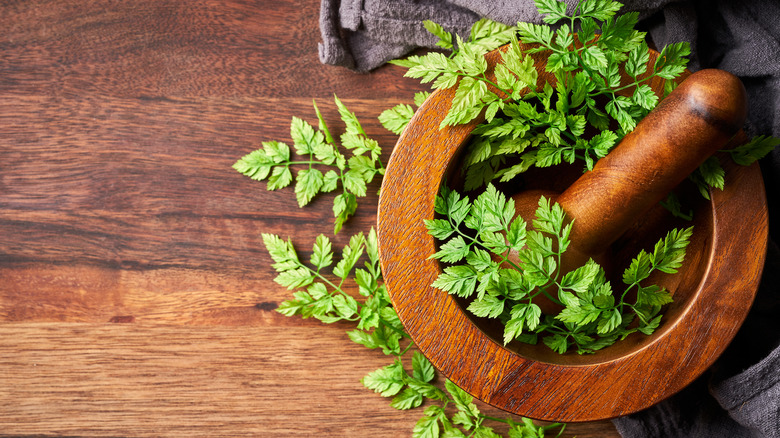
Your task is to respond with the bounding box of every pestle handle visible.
[555,69,747,264]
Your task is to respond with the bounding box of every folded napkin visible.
[318,1,780,437]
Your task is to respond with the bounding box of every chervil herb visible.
[392,0,689,189]
[233,95,385,233]
[392,0,774,203]
[264,229,566,437]
[428,185,692,354]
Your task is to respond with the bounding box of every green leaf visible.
[532,195,566,235]
[233,148,274,181]
[578,0,623,21]
[632,84,659,110]
[312,99,334,144]
[653,227,693,274]
[332,294,359,318]
[379,103,415,135]
[412,351,436,383]
[334,94,365,135]
[637,284,673,306]
[597,308,623,334]
[506,216,528,252]
[582,46,608,71]
[517,22,554,47]
[334,232,366,279]
[466,248,494,272]
[274,266,314,289]
[503,316,525,345]
[425,218,455,240]
[294,168,324,207]
[626,42,650,78]
[424,20,454,50]
[267,165,293,190]
[560,259,601,293]
[310,234,333,269]
[599,12,641,51]
[696,156,725,192]
[533,0,567,24]
[431,235,471,263]
[391,387,425,410]
[362,362,405,397]
[414,91,431,107]
[623,249,652,285]
[321,169,340,192]
[290,116,324,155]
[413,415,440,438]
[343,169,368,196]
[467,293,504,318]
[728,135,780,165]
[468,18,518,51]
[333,192,358,234]
[262,233,299,266]
[432,265,479,298]
[543,334,569,354]
[446,380,480,418]
[654,42,691,79]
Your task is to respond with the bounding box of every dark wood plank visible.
[0,0,621,435]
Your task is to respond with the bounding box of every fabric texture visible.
[317,1,780,437]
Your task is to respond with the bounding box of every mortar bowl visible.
[376,46,768,422]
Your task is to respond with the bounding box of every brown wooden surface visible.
[0,1,623,436]
[378,46,767,421]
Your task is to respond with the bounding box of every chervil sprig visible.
[233,95,385,233]
[392,0,690,189]
[427,185,692,354]
[266,229,566,437]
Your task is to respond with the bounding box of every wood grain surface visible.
[0,1,619,436]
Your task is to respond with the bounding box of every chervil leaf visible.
[560,259,601,293]
[632,84,659,111]
[233,148,273,181]
[274,266,314,289]
[392,387,425,410]
[362,361,405,397]
[626,41,651,78]
[637,284,674,306]
[623,249,652,285]
[423,20,454,50]
[467,294,505,318]
[534,0,568,24]
[654,42,691,79]
[425,218,455,240]
[290,116,324,155]
[412,351,436,383]
[334,94,365,135]
[577,0,623,21]
[310,234,333,270]
[728,135,780,166]
[517,22,554,47]
[379,103,415,135]
[413,414,440,438]
[334,232,366,279]
[432,265,478,298]
[431,235,471,263]
[295,168,324,207]
[652,227,693,274]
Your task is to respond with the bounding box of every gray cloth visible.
[318,1,780,437]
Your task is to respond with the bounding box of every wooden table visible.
[0,1,619,436]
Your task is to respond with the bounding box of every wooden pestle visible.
[552,69,747,272]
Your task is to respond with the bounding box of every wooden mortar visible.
[377,44,768,422]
